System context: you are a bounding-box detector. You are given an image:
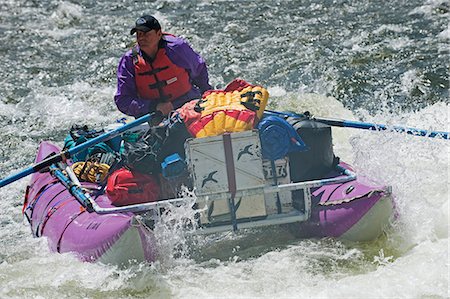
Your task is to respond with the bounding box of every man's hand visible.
[156,101,174,116]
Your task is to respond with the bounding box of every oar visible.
[0,113,153,188]
[265,110,449,140]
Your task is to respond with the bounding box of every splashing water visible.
[0,0,448,298]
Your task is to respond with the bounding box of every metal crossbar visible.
[50,162,356,233]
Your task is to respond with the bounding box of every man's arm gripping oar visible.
[0,113,152,188]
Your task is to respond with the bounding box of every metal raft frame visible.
[49,162,357,234]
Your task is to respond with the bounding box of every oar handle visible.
[0,113,152,188]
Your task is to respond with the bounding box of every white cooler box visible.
[185,130,294,225]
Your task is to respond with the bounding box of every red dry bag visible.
[106,167,161,206]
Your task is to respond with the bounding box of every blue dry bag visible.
[257,115,308,160]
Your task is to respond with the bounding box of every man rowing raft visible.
[114,15,212,118]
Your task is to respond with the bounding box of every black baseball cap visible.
[130,15,161,35]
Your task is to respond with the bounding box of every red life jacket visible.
[185,79,269,138]
[133,47,192,102]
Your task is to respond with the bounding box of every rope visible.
[318,189,385,206]
[71,161,110,183]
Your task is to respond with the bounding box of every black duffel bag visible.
[123,112,192,175]
[286,114,339,182]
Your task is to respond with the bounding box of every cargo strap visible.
[223,133,238,231]
[24,180,61,229]
[269,160,282,214]
[56,208,86,253]
[37,199,71,237]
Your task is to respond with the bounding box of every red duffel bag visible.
[106,167,161,206]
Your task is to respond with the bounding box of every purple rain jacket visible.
[114,34,212,117]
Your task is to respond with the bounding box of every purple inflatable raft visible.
[22,120,393,265]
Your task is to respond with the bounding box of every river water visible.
[0,0,448,298]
